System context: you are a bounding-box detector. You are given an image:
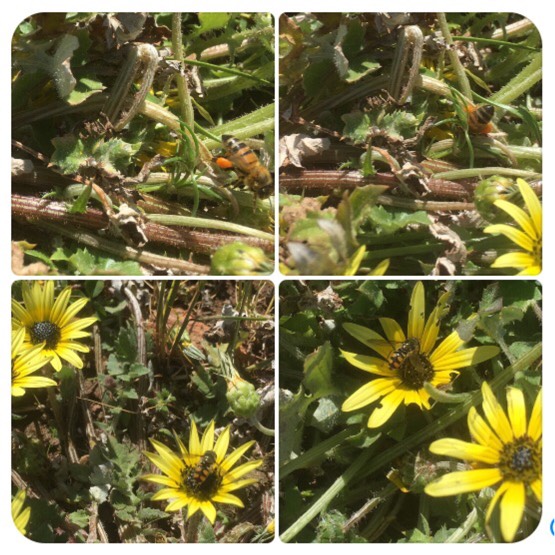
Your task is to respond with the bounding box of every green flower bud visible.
[226,375,261,418]
[211,242,272,276]
[475,176,518,222]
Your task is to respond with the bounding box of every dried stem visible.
[12,194,272,256]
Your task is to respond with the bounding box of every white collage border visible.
[2,1,552,551]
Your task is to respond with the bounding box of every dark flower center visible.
[389,339,434,389]
[532,238,542,261]
[182,452,223,500]
[499,436,541,484]
[29,321,61,349]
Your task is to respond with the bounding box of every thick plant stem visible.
[437,13,473,100]
[172,13,195,130]
[184,510,202,542]
[490,52,542,105]
[280,448,374,542]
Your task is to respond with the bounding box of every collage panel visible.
[279,280,541,542]
[11,279,275,542]
[12,13,274,277]
[279,13,541,276]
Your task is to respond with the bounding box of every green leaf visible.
[136,508,170,522]
[51,135,139,176]
[24,249,56,268]
[341,111,372,143]
[114,324,138,362]
[302,342,334,399]
[198,519,217,543]
[310,397,341,433]
[279,387,313,465]
[66,76,104,105]
[128,363,151,378]
[50,134,86,174]
[68,509,89,528]
[303,59,335,97]
[18,34,79,98]
[380,110,420,140]
[357,281,385,309]
[92,138,139,174]
[367,205,430,234]
[196,13,231,34]
[338,185,388,238]
[345,58,380,83]
[67,183,92,214]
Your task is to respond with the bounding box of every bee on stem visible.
[215,135,273,199]
[465,103,494,135]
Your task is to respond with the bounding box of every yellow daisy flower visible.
[341,282,500,428]
[142,420,263,524]
[425,382,542,542]
[12,281,97,372]
[484,178,541,275]
[12,489,31,536]
[12,327,57,397]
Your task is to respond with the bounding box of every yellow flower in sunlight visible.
[12,489,31,536]
[425,382,542,542]
[142,420,263,524]
[341,282,500,428]
[12,282,97,372]
[12,327,56,397]
[484,178,541,275]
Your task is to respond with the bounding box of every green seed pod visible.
[226,374,261,418]
[474,176,517,223]
[211,242,272,276]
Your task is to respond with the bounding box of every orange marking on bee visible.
[215,156,235,170]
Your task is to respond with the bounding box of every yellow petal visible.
[499,481,525,542]
[428,438,499,464]
[342,323,391,359]
[344,245,366,275]
[50,287,73,325]
[141,474,178,487]
[468,407,503,452]
[211,492,244,507]
[429,330,465,365]
[516,178,541,235]
[214,426,231,463]
[199,501,217,524]
[407,282,425,341]
[420,291,450,354]
[379,318,406,345]
[189,420,200,455]
[367,389,406,428]
[425,468,502,496]
[201,420,215,452]
[220,440,256,472]
[342,378,398,412]
[528,389,542,441]
[369,258,390,276]
[506,387,527,438]
[530,478,542,503]
[481,382,513,443]
[484,224,534,252]
[431,346,499,371]
[340,349,394,376]
[223,459,263,482]
[491,252,538,271]
[494,200,537,241]
[219,478,259,493]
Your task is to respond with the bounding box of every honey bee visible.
[465,104,494,134]
[184,450,220,495]
[215,135,273,198]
